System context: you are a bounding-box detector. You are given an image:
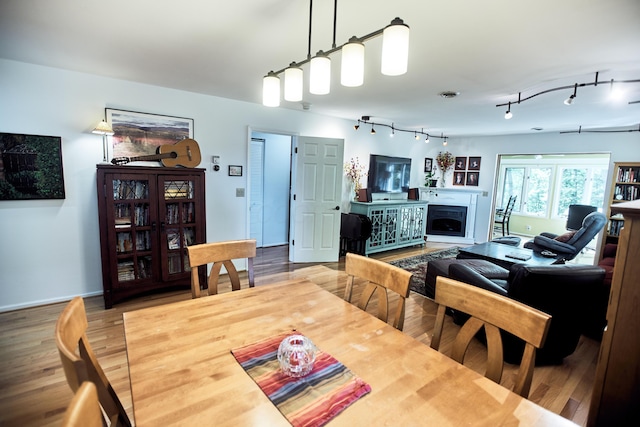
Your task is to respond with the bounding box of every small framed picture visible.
[468,157,481,170]
[424,158,433,173]
[466,172,479,186]
[229,165,243,176]
[455,157,467,171]
[453,172,466,186]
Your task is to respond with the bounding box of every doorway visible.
[249,131,293,249]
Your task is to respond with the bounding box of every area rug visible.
[389,247,460,296]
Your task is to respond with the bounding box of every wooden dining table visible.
[123,277,578,426]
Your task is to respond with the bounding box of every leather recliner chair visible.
[448,263,606,365]
[523,211,606,260]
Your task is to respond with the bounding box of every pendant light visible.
[381,18,410,76]
[341,37,365,87]
[309,51,331,95]
[284,63,303,102]
[262,71,280,107]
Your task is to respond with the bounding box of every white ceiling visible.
[2,0,640,137]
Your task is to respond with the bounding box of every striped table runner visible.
[231,332,371,427]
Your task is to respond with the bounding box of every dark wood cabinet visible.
[96,165,206,308]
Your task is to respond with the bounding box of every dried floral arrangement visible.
[435,151,455,172]
[344,157,368,193]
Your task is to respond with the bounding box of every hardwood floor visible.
[0,244,600,426]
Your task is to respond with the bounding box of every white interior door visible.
[290,136,344,262]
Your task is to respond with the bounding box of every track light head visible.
[505,102,513,119]
[370,125,376,135]
[564,83,578,105]
[425,134,430,143]
[354,119,360,130]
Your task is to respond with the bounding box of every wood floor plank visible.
[0,244,600,426]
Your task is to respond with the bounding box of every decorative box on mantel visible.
[419,187,481,244]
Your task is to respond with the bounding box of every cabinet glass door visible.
[159,177,201,279]
[109,177,155,286]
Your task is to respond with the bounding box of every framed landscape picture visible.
[106,109,194,160]
[0,132,66,200]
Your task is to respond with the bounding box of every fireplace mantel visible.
[420,187,481,244]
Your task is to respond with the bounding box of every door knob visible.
[334,206,340,210]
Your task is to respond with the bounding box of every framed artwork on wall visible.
[229,165,243,176]
[106,108,194,160]
[453,171,466,186]
[455,157,467,171]
[466,171,479,186]
[0,132,66,200]
[424,158,433,172]
[468,156,481,170]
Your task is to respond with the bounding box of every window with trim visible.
[497,154,609,220]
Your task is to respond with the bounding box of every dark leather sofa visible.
[449,263,606,365]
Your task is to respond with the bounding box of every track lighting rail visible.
[496,72,640,109]
[559,124,640,134]
[354,116,448,142]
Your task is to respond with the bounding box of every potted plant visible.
[425,171,437,187]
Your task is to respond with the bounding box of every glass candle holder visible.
[277,334,317,378]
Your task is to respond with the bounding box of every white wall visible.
[1,58,638,311]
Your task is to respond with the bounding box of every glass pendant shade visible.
[284,64,303,102]
[381,18,410,76]
[309,51,331,95]
[341,37,365,87]
[262,72,281,107]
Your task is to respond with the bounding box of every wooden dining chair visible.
[187,239,257,298]
[61,382,103,427]
[55,297,132,427]
[431,276,551,398]
[344,252,413,330]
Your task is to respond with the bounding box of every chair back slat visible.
[345,253,412,330]
[187,239,257,297]
[431,277,551,397]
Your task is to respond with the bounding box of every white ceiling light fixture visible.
[262,71,280,107]
[284,63,303,102]
[309,51,331,95]
[341,37,365,87]
[381,17,410,76]
[262,0,410,107]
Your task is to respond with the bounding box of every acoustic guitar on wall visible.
[110,138,201,168]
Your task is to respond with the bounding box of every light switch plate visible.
[236,188,245,197]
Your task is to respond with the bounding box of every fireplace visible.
[421,188,480,244]
[426,204,467,237]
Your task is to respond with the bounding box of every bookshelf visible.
[601,162,640,260]
[97,165,206,308]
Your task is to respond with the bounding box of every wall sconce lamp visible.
[92,119,114,162]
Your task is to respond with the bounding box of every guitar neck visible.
[127,152,177,162]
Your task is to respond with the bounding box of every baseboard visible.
[0,290,103,313]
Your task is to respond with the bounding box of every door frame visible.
[246,126,297,255]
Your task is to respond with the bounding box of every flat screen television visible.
[367,154,412,193]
